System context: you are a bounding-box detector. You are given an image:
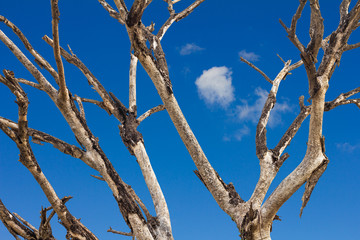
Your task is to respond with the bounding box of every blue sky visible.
[0,0,360,239]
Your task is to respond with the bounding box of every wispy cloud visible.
[234,125,251,141]
[179,43,204,55]
[336,142,360,153]
[235,87,292,128]
[239,49,260,61]
[223,125,251,142]
[195,66,235,108]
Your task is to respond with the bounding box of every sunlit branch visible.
[107,226,133,236]
[325,87,360,110]
[344,42,360,51]
[43,36,119,118]
[0,116,95,168]
[0,16,59,83]
[279,0,307,54]
[129,53,138,115]
[273,96,311,158]
[50,0,68,100]
[137,105,165,123]
[307,0,324,58]
[98,0,125,24]
[240,57,272,84]
[0,30,57,97]
[157,0,206,40]
[16,78,43,90]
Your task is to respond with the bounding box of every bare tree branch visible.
[0,16,59,83]
[43,36,120,118]
[129,53,138,115]
[256,60,292,158]
[113,0,129,20]
[50,0,68,101]
[307,0,324,58]
[340,0,351,23]
[325,87,360,110]
[127,0,153,27]
[0,200,39,240]
[107,226,133,236]
[0,71,98,240]
[137,105,165,123]
[0,116,95,168]
[273,96,311,158]
[80,97,108,110]
[157,0,206,40]
[98,0,125,24]
[344,42,360,51]
[16,78,43,90]
[240,57,273,84]
[11,213,39,236]
[279,0,307,54]
[91,175,105,181]
[0,30,57,97]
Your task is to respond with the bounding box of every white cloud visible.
[195,66,235,108]
[239,49,260,61]
[179,43,204,55]
[336,142,360,152]
[236,87,292,128]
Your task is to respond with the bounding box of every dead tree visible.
[0,0,359,239]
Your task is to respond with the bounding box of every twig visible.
[0,116,95,167]
[288,60,303,71]
[164,0,176,15]
[80,97,108,111]
[0,15,59,82]
[43,36,119,118]
[276,54,286,64]
[45,211,56,227]
[43,196,73,212]
[240,57,272,84]
[0,30,57,97]
[16,78,43,90]
[11,213,39,235]
[51,0,67,100]
[279,0,307,54]
[90,175,105,181]
[98,0,125,24]
[157,0,206,40]
[344,42,360,51]
[107,226,133,236]
[137,105,165,123]
[325,87,360,111]
[273,96,311,158]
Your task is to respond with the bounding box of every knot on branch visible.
[119,114,143,155]
[109,92,143,154]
